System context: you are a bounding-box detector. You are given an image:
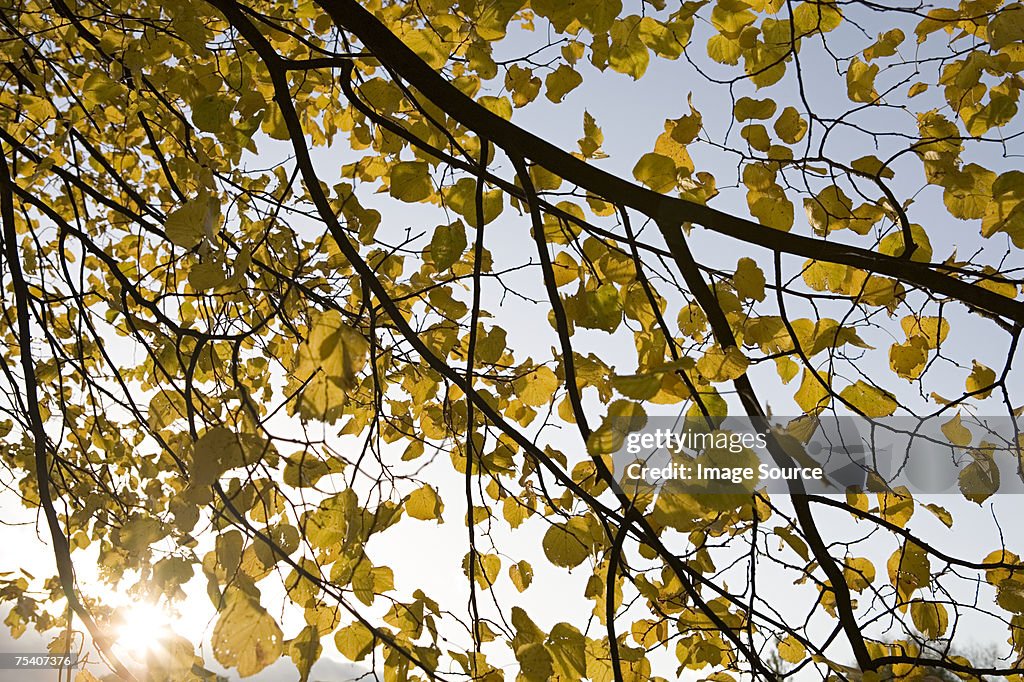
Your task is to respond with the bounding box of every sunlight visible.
[111,602,174,662]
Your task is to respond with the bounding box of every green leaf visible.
[611,373,662,400]
[567,283,624,332]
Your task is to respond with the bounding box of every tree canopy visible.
[0,0,1023,680]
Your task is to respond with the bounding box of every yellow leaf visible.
[774,106,807,143]
[748,186,794,231]
[804,186,854,235]
[212,589,284,677]
[506,65,541,107]
[735,96,777,121]
[402,28,448,69]
[578,110,607,159]
[82,71,121,106]
[889,336,929,380]
[188,259,228,291]
[846,58,879,103]
[406,485,444,521]
[778,635,806,663]
[794,368,830,413]
[288,625,322,682]
[430,221,468,270]
[901,315,949,348]
[802,260,848,292]
[878,487,914,528]
[840,381,898,417]
[923,502,953,528]
[632,152,677,192]
[741,124,771,151]
[960,449,1000,503]
[389,161,433,203]
[911,600,948,639]
[793,0,843,34]
[851,155,895,179]
[545,64,583,103]
[638,15,692,58]
[737,254,770,301]
[464,552,501,589]
[988,3,1024,50]
[887,541,930,604]
[668,94,703,144]
[514,365,559,406]
[707,34,741,64]
[696,344,750,382]
[542,519,591,568]
[966,360,996,398]
[844,556,876,591]
[166,191,220,249]
[940,414,972,447]
[517,641,554,682]
[609,16,650,79]
[292,310,369,423]
[879,224,933,262]
[654,127,695,176]
[334,622,375,661]
[510,560,534,592]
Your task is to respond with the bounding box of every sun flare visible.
[112,602,175,662]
